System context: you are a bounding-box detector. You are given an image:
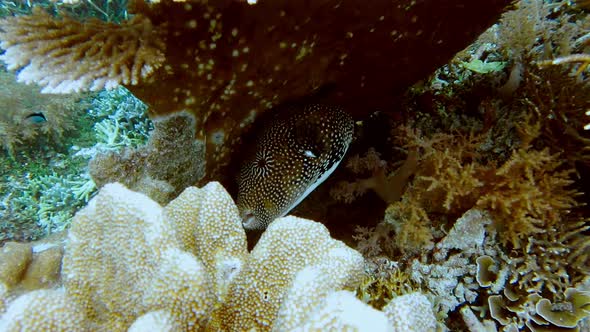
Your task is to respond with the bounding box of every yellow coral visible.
[391,126,582,249]
[163,182,248,300]
[0,283,7,313]
[291,291,394,331]
[0,242,31,289]
[356,267,418,309]
[384,199,433,253]
[21,245,63,291]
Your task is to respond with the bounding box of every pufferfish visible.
[237,104,354,230]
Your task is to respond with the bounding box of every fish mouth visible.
[241,210,264,230]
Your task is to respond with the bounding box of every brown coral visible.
[0,237,65,313]
[0,0,511,180]
[0,70,81,155]
[89,112,206,204]
[386,124,583,250]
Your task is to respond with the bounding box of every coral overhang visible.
[0,0,511,180]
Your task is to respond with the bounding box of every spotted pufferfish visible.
[237,104,354,230]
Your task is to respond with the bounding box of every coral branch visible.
[0,9,165,93]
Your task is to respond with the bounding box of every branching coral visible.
[86,86,152,150]
[392,208,590,331]
[381,124,583,251]
[405,210,496,321]
[475,147,580,247]
[344,1,590,330]
[356,258,419,309]
[1,165,93,244]
[0,83,152,245]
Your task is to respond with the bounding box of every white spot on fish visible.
[303,150,316,158]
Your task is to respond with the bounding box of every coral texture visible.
[0,0,510,179]
[90,112,205,204]
[0,233,66,294]
[0,289,85,332]
[211,216,364,330]
[0,70,81,156]
[0,283,7,313]
[0,8,165,93]
[0,242,31,289]
[382,292,437,332]
[0,182,425,331]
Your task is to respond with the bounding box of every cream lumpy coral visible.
[0,182,436,331]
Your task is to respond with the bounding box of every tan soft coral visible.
[1,181,425,331]
[383,123,583,251]
[62,182,216,331]
[476,147,579,247]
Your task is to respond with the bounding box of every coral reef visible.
[0,68,93,243]
[0,0,511,180]
[383,292,437,331]
[0,182,439,331]
[0,242,31,289]
[89,112,205,204]
[86,87,152,151]
[0,0,588,331]
[378,208,590,331]
[1,85,153,244]
[356,257,419,310]
[342,5,590,330]
[0,70,81,156]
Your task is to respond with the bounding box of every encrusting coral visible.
[0,181,437,331]
[0,0,511,180]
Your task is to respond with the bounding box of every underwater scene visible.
[0,0,589,331]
